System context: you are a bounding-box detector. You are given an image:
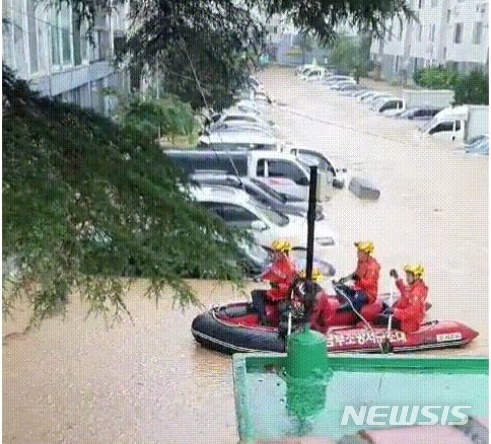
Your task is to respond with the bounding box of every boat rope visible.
[333,282,386,354]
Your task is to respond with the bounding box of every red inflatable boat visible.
[191,300,478,354]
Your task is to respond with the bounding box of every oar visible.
[382,280,396,354]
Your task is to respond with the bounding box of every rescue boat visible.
[191,300,478,354]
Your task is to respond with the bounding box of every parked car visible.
[166,149,312,200]
[211,110,274,128]
[395,107,443,121]
[464,134,489,148]
[233,100,262,115]
[301,67,327,81]
[233,239,335,278]
[357,90,388,103]
[338,84,368,93]
[286,146,348,189]
[254,90,273,104]
[370,97,403,113]
[324,75,355,84]
[329,79,357,90]
[465,135,488,155]
[189,172,325,220]
[360,92,394,105]
[295,64,322,76]
[197,131,282,151]
[189,185,337,252]
[352,88,373,98]
[204,122,274,137]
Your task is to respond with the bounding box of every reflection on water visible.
[3,68,488,444]
[245,369,487,441]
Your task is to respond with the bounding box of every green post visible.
[285,324,329,379]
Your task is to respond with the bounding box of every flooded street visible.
[3,67,488,443]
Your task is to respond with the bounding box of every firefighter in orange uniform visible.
[251,240,297,325]
[337,241,381,313]
[375,264,428,333]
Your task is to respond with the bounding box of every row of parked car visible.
[162,75,344,276]
[296,63,488,155]
[296,64,444,121]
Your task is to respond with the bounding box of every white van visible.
[418,105,489,142]
[301,67,327,81]
[197,131,284,152]
[165,150,314,200]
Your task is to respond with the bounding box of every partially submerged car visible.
[189,185,338,252]
[189,172,325,220]
[395,106,445,121]
[286,146,348,189]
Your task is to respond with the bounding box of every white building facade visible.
[370,0,489,82]
[2,0,130,115]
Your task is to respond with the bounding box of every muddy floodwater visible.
[3,67,488,443]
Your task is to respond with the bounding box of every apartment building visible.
[370,0,489,82]
[2,0,130,116]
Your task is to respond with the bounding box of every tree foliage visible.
[3,66,249,325]
[454,69,489,105]
[120,1,264,111]
[3,0,415,324]
[260,0,414,44]
[325,34,374,80]
[57,0,414,109]
[413,67,488,105]
[412,66,460,89]
[116,94,198,143]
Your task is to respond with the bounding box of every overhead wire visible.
[177,33,244,183]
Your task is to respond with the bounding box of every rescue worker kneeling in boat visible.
[251,240,298,326]
[301,268,333,334]
[374,264,428,333]
[335,241,380,314]
[278,268,332,336]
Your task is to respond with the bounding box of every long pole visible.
[305,166,317,281]
[303,166,317,327]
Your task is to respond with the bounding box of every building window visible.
[429,24,436,42]
[431,0,438,6]
[472,22,483,44]
[72,12,82,65]
[418,0,424,8]
[399,23,403,40]
[50,9,61,67]
[26,0,39,74]
[60,5,72,65]
[446,10,451,23]
[418,24,423,42]
[50,5,73,68]
[476,3,487,13]
[72,14,88,65]
[454,23,463,44]
[387,26,393,41]
[80,22,88,62]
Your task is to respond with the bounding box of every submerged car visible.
[189,172,325,220]
[395,107,443,121]
[190,185,338,252]
[465,136,488,156]
[287,146,348,189]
